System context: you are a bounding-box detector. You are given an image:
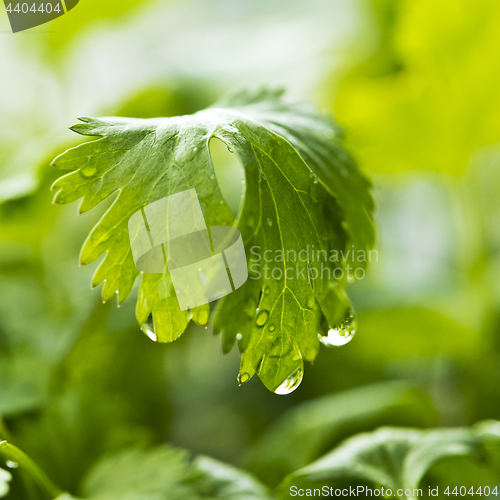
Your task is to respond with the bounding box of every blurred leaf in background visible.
[246,382,436,486]
[331,0,500,175]
[282,420,500,497]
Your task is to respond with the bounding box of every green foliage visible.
[194,456,274,500]
[282,421,500,498]
[10,441,273,500]
[51,89,374,392]
[3,1,500,498]
[78,446,209,500]
[246,382,436,486]
[333,0,500,175]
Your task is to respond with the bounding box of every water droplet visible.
[6,461,18,469]
[269,324,276,332]
[199,268,209,287]
[195,308,210,328]
[255,309,269,327]
[236,333,243,341]
[238,372,250,386]
[263,285,270,295]
[247,215,255,228]
[319,308,357,347]
[141,316,157,342]
[274,366,304,395]
[227,146,233,153]
[266,217,273,227]
[80,165,96,178]
[306,295,315,308]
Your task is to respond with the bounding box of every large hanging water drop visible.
[274,366,304,395]
[319,308,357,347]
[255,309,269,327]
[237,372,250,386]
[141,316,157,342]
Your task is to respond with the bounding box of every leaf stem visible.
[0,440,62,499]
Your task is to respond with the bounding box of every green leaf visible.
[194,455,273,500]
[282,420,500,498]
[55,446,273,500]
[80,446,209,500]
[246,381,436,486]
[51,89,374,392]
[0,468,11,498]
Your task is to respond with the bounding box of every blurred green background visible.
[1,0,500,498]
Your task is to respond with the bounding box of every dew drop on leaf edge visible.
[238,372,250,386]
[274,366,303,395]
[141,317,157,342]
[319,308,357,347]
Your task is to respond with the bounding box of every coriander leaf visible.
[51,89,374,392]
[246,381,436,486]
[81,446,208,500]
[57,447,273,500]
[194,455,273,500]
[282,420,500,498]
